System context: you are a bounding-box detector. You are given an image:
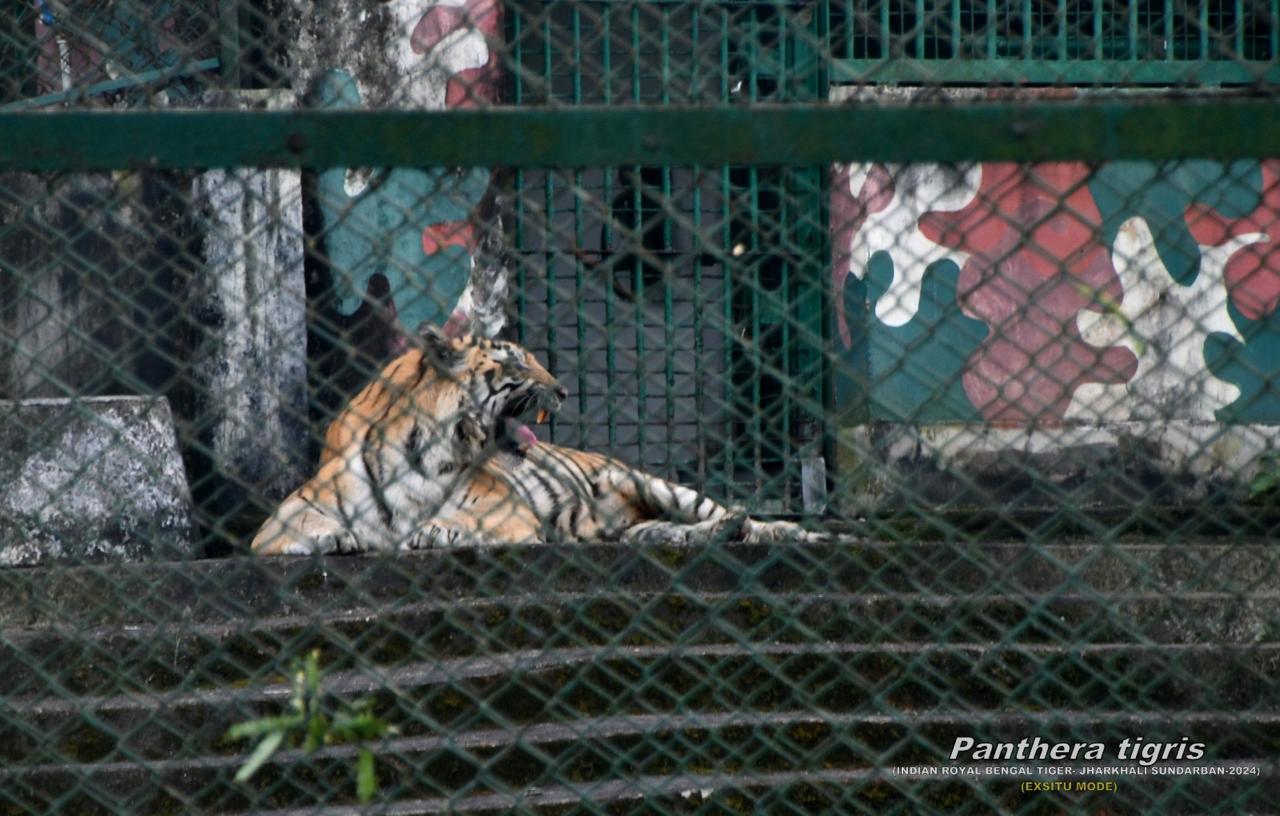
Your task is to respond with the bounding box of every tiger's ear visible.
[419,324,462,371]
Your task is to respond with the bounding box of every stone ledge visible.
[840,421,1280,512]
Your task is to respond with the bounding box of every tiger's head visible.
[419,316,567,458]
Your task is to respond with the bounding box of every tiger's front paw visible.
[277,529,364,555]
[407,522,468,549]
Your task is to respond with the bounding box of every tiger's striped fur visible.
[251,324,809,555]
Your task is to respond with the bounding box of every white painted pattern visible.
[1069,216,1266,421]
[844,162,980,327]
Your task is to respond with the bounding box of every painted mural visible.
[833,160,1280,424]
[318,0,501,337]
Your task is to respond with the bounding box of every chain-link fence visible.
[2,1,1280,812]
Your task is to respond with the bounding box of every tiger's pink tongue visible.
[515,422,538,448]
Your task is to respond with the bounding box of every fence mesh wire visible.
[2,1,1280,813]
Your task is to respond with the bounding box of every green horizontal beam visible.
[832,58,1280,86]
[0,100,1277,170]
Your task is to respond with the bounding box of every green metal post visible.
[219,0,240,89]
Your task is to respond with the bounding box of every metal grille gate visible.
[507,2,828,511]
[828,0,1280,83]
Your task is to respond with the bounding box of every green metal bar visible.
[662,167,674,474]
[543,10,553,102]
[515,168,527,346]
[721,5,731,100]
[1023,0,1033,56]
[571,14,585,448]
[1273,0,1279,60]
[605,166,616,452]
[719,8,731,498]
[721,165,732,498]
[1129,0,1139,60]
[816,0,831,98]
[1192,0,1203,59]
[691,4,701,100]
[984,0,995,57]
[510,8,525,347]
[916,0,926,56]
[830,57,1280,84]
[603,4,612,104]
[574,168,586,448]
[573,4,583,104]
[692,169,705,486]
[512,8,524,105]
[544,168,557,438]
[4,102,1280,169]
[749,166,761,491]
[1057,0,1066,61]
[0,57,220,112]
[780,170,792,500]
[661,5,671,104]
[779,6,789,95]
[880,0,890,59]
[845,0,854,60]
[219,0,240,89]
[632,4,641,103]
[632,166,646,464]
[952,0,962,58]
[1235,0,1245,56]
[1093,0,1103,60]
[750,9,760,100]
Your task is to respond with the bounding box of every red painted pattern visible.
[411,0,501,108]
[1186,159,1280,322]
[422,221,475,256]
[920,163,1138,423]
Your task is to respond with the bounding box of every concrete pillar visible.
[188,91,309,517]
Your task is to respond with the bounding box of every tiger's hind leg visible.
[617,515,747,546]
[742,518,823,544]
[594,462,821,545]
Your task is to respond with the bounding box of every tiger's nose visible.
[554,384,569,402]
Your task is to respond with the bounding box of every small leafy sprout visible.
[226,650,397,803]
[1071,281,1147,357]
[1250,452,1280,500]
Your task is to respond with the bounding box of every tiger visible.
[251,312,815,555]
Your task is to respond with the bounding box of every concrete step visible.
[5,710,1279,814]
[1,542,1276,813]
[2,541,1279,630]
[5,641,1279,766]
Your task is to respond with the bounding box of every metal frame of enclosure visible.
[1,1,1280,813]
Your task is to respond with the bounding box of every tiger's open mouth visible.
[494,390,559,456]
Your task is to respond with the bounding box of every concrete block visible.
[0,396,196,565]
